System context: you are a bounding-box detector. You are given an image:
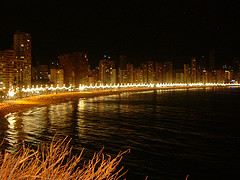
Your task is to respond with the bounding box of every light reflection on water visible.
[0,88,240,179]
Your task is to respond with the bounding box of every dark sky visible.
[1,0,240,67]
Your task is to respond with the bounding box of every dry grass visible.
[0,136,130,180]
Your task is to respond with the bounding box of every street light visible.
[8,90,15,99]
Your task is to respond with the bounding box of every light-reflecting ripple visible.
[0,87,240,179]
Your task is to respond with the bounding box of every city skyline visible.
[1,30,240,90]
[1,1,240,66]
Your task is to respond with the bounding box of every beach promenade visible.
[0,84,233,116]
[0,88,156,116]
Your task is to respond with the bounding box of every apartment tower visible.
[14,31,32,86]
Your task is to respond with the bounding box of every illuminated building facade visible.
[99,59,109,84]
[147,61,155,83]
[118,55,127,83]
[14,31,32,86]
[215,70,225,83]
[109,60,117,84]
[110,69,117,84]
[233,58,240,83]
[191,58,197,83]
[155,62,163,83]
[0,50,15,90]
[50,68,64,86]
[224,70,233,83]
[127,63,134,83]
[99,56,117,85]
[133,67,143,84]
[202,69,208,84]
[163,61,173,83]
[183,64,190,84]
[175,69,184,83]
[141,63,148,84]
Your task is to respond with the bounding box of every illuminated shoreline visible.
[0,84,238,116]
[0,88,151,116]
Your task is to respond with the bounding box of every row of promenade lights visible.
[5,82,240,99]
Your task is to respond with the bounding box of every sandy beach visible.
[0,85,224,116]
[0,88,156,116]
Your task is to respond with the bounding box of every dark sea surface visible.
[0,87,240,179]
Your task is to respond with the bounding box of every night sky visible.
[1,0,240,67]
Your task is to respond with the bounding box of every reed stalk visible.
[0,136,130,180]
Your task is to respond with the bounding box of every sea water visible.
[0,87,240,179]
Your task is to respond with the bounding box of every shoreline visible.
[0,85,228,116]
[0,88,154,116]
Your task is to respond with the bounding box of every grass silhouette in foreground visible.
[0,136,130,179]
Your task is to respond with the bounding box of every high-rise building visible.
[0,50,15,90]
[201,69,208,84]
[59,54,75,86]
[122,70,128,83]
[127,63,134,83]
[155,62,163,83]
[99,59,109,84]
[110,69,117,84]
[118,55,128,84]
[109,60,115,69]
[14,31,32,86]
[59,52,89,86]
[224,70,233,83]
[50,68,64,87]
[133,67,143,84]
[109,60,117,84]
[98,56,116,85]
[233,58,240,82]
[175,69,184,83]
[183,64,190,84]
[207,71,213,83]
[163,61,173,83]
[140,63,148,84]
[147,61,155,83]
[191,58,197,83]
[32,63,50,85]
[215,70,225,83]
[118,69,123,84]
[76,52,89,85]
[89,67,99,85]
